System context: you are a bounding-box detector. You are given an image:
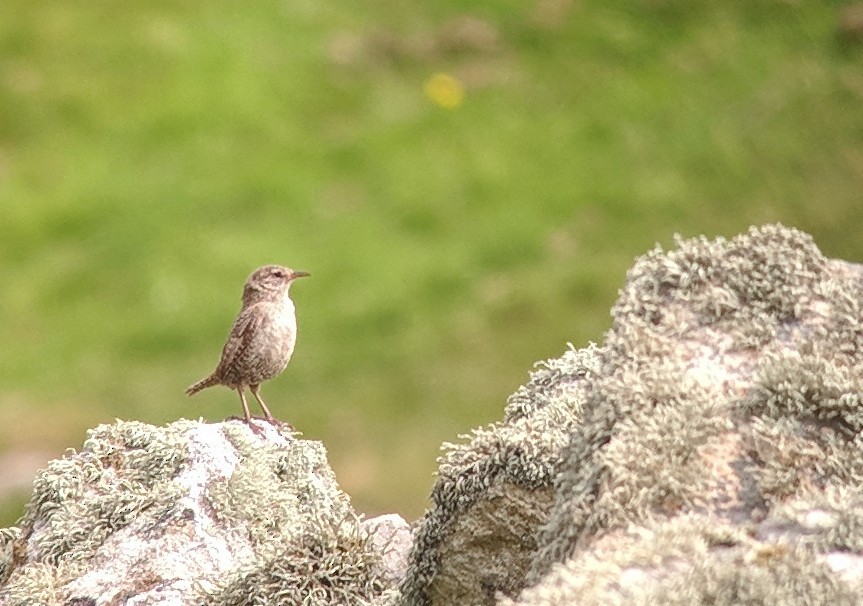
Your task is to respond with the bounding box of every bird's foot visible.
[251,415,296,432]
[224,415,296,436]
[247,415,297,434]
[224,415,268,437]
[270,418,297,432]
[245,418,269,437]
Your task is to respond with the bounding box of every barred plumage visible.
[186,264,309,424]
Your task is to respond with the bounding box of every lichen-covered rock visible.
[509,224,863,603]
[397,224,863,606]
[397,345,599,605]
[0,419,398,605]
[501,514,861,606]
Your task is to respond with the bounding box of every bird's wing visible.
[216,305,266,374]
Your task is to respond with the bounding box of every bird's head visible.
[243,264,310,304]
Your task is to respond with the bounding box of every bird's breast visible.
[274,297,297,331]
[269,297,298,355]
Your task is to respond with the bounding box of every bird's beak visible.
[291,270,311,280]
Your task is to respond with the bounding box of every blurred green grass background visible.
[1,0,862,525]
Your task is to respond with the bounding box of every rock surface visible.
[0,419,404,605]
[397,345,595,605]
[396,224,863,605]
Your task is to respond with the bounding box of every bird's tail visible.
[186,374,219,396]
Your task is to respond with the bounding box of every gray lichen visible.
[201,515,386,606]
[0,420,193,603]
[609,224,828,348]
[27,420,190,564]
[398,344,598,605]
[398,224,863,605]
[502,515,860,606]
[206,433,352,547]
[503,344,599,423]
[0,419,393,606]
[530,225,863,577]
[0,527,19,587]
[505,224,863,604]
[200,429,386,604]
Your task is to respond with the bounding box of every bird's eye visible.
[273,269,286,278]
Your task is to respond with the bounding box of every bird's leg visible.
[249,384,274,421]
[237,387,253,424]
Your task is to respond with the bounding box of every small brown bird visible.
[186,264,310,424]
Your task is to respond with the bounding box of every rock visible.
[397,345,598,605]
[397,224,863,605]
[0,419,399,605]
[362,514,413,585]
[526,224,863,597]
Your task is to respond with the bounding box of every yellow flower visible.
[424,72,464,109]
